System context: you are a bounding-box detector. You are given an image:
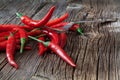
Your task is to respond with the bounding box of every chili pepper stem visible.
[20,38,26,53]
[5,36,8,40]
[28,36,49,47]
[77,28,83,35]
[10,32,13,36]
[16,12,23,18]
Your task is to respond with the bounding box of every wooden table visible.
[0,0,120,80]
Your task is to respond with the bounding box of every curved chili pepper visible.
[0,24,32,32]
[16,6,55,27]
[0,25,13,32]
[51,22,67,28]
[27,29,41,36]
[0,31,20,38]
[0,36,8,42]
[59,32,67,48]
[6,33,18,69]
[38,37,47,56]
[46,13,69,26]
[0,27,22,38]
[51,22,83,34]
[19,25,33,31]
[0,40,31,51]
[0,33,20,41]
[47,42,76,67]
[0,38,20,51]
[0,32,10,37]
[0,41,7,51]
[41,28,59,44]
[29,36,76,67]
[38,29,60,55]
[14,33,20,39]
[13,28,28,53]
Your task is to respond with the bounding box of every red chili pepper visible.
[20,25,33,31]
[51,22,67,28]
[70,24,83,34]
[0,33,20,42]
[38,37,47,56]
[51,22,83,34]
[0,36,8,42]
[16,6,55,27]
[0,32,10,37]
[0,38,20,51]
[38,28,60,56]
[59,32,67,48]
[0,25,13,32]
[23,46,32,50]
[0,24,32,32]
[15,39,20,44]
[27,29,41,36]
[6,33,18,69]
[14,33,20,39]
[47,42,76,67]
[16,45,32,50]
[0,28,20,38]
[0,41,7,51]
[46,13,69,26]
[0,41,31,51]
[41,28,59,44]
[29,36,76,67]
[13,28,28,53]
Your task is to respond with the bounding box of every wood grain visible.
[0,0,120,80]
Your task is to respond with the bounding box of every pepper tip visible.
[14,64,18,69]
[72,64,76,67]
[10,62,18,69]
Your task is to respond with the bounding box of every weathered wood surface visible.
[0,0,120,80]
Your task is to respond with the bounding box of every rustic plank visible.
[95,4,119,80]
[0,1,28,24]
[0,0,120,80]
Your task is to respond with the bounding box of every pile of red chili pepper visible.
[0,6,83,69]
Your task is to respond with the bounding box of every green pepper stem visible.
[5,36,8,40]
[77,28,83,35]
[16,12,23,18]
[10,32,14,36]
[20,38,26,53]
[28,36,49,47]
